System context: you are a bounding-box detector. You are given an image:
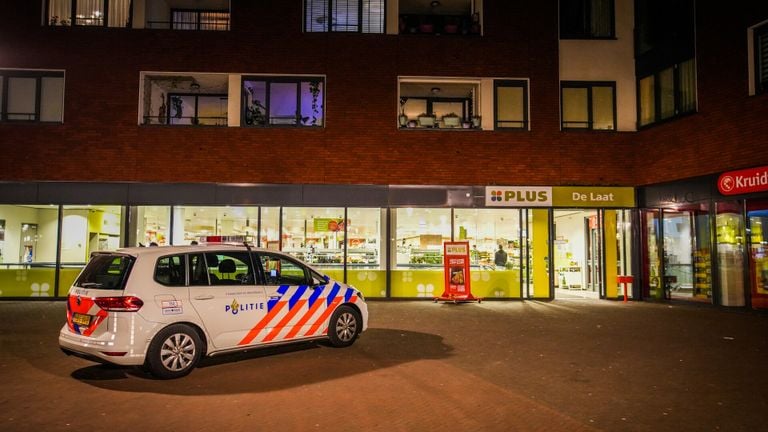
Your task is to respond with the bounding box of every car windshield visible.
[74,254,135,290]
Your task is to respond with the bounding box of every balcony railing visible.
[143,116,228,126]
[147,11,230,31]
[398,14,479,35]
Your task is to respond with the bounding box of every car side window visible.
[258,253,310,286]
[155,254,186,286]
[206,251,255,286]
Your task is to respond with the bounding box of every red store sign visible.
[718,165,768,195]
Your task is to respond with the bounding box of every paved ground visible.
[1,299,767,431]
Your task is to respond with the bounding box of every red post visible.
[617,276,634,303]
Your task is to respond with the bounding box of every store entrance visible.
[553,210,602,299]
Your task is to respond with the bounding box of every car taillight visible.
[94,296,144,312]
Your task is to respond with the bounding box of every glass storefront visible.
[60,205,124,296]
[0,205,60,297]
[454,208,521,298]
[0,198,623,302]
[747,200,768,309]
[392,208,451,298]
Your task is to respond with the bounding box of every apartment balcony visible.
[398,80,481,130]
[143,0,231,31]
[141,73,229,126]
[399,0,480,36]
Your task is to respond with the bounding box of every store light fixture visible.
[431,1,441,7]
[431,87,441,94]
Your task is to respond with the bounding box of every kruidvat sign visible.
[718,166,768,195]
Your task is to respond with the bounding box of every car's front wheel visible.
[146,324,202,379]
[327,305,361,348]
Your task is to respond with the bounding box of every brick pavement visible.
[0,300,766,431]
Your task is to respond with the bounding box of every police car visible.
[59,243,368,379]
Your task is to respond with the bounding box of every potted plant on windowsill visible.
[417,113,436,128]
[442,112,460,128]
[471,115,482,129]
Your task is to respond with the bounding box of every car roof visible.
[106,244,275,258]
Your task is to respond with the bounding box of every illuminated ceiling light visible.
[431,1,441,7]
[431,87,441,94]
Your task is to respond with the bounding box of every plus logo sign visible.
[490,190,504,202]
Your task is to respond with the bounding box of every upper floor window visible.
[242,77,325,127]
[47,0,132,27]
[0,70,65,123]
[638,59,696,128]
[559,0,614,39]
[305,0,385,33]
[561,81,616,130]
[494,80,529,130]
[170,9,230,31]
[754,22,768,95]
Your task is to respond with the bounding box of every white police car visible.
[59,244,368,379]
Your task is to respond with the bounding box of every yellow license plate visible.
[72,313,91,326]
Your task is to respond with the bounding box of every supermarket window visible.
[561,81,616,130]
[304,0,385,33]
[46,0,132,27]
[754,22,768,95]
[494,80,529,130]
[637,59,696,128]
[559,0,614,39]
[0,70,64,123]
[394,208,451,269]
[282,207,346,268]
[242,77,325,127]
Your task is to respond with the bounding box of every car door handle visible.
[194,294,214,300]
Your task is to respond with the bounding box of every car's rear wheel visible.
[146,324,202,379]
[327,305,361,348]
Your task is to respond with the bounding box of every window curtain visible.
[639,76,655,127]
[305,0,383,33]
[76,0,104,26]
[108,0,132,28]
[362,0,384,34]
[305,0,329,32]
[678,59,697,113]
[48,0,72,25]
[332,0,360,32]
[590,0,612,37]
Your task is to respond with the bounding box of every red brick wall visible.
[633,2,768,185]
[1,1,762,189]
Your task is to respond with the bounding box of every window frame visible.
[755,22,768,95]
[0,70,65,123]
[241,76,325,128]
[636,59,697,129]
[303,0,386,33]
[493,79,529,130]
[164,92,228,126]
[170,8,231,31]
[560,81,617,131]
[559,0,616,40]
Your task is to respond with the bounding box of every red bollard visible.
[617,275,633,303]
